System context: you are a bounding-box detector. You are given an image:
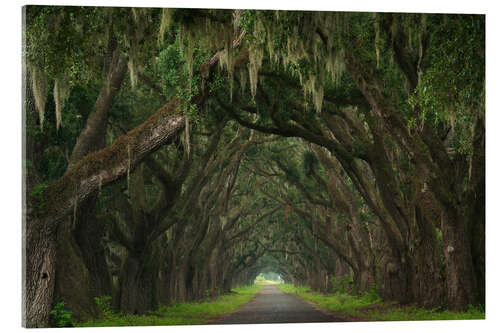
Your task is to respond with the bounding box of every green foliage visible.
[31,183,48,214]
[278,283,381,314]
[78,285,262,327]
[363,283,382,303]
[157,36,214,121]
[25,6,106,78]
[239,10,256,40]
[26,8,484,323]
[49,301,73,327]
[255,274,266,282]
[279,284,483,320]
[261,271,280,281]
[27,82,98,182]
[302,151,318,177]
[178,85,200,121]
[330,274,353,294]
[255,272,281,284]
[157,43,184,99]
[364,304,485,321]
[94,296,113,318]
[409,15,484,156]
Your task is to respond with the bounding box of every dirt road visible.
[215,284,344,325]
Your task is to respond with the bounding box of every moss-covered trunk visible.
[441,212,477,310]
[119,247,158,314]
[410,206,445,307]
[52,41,126,322]
[73,197,113,298]
[466,118,485,305]
[342,47,481,308]
[23,218,57,328]
[23,88,57,327]
[53,221,100,322]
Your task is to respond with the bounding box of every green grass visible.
[363,305,485,321]
[277,284,485,321]
[77,284,263,327]
[278,283,381,314]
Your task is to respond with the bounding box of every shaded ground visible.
[214,285,344,325]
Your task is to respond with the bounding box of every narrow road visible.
[215,284,344,325]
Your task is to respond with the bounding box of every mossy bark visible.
[441,213,477,310]
[24,91,187,327]
[119,249,159,314]
[53,40,126,321]
[465,118,485,305]
[73,199,113,298]
[67,39,127,168]
[410,206,445,307]
[54,222,100,322]
[24,219,57,328]
[23,81,55,328]
[343,47,480,309]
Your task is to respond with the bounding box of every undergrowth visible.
[277,284,484,321]
[364,304,485,321]
[49,301,73,327]
[278,283,381,314]
[77,284,262,327]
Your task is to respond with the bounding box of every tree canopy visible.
[23,6,484,327]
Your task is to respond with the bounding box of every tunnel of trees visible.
[23,6,484,327]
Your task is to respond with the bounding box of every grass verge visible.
[77,284,263,327]
[278,283,381,315]
[362,304,485,321]
[278,284,484,321]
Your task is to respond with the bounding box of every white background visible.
[1,0,498,332]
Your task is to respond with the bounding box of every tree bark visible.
[410,205,444,307]
[24,220,57,327]
[53,221,101,322]
[67,43,127,168]
[441,213,477,310]
[58,41,127,309]
[342,46,479,309]
[24,97,187,327]
[119,248,159,314]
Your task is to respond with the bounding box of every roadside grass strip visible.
[77,284,263,327]
[278,283,381,314]
[277,284,484,321]
[363,305,485,321]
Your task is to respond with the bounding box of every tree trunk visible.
[441,213,477,310]
[73,198,113,298]
[177,265,187,302]
[119,250,158,314]
[410,206,444,307]
[209,250,218,295]
[335,257,350,277]
[353,262,376,295]
[343,45,480,309]
[53,221,100,322]
[223,273,233,293]
[168,248,178,302]
[382,253,412,304]
[67,41,127,168]
[23,82,57,327]
[52,40,127,321]
[199,262,209,299]
[23,219,57,327]
[22,33,247,325]
[466,117,485,305]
